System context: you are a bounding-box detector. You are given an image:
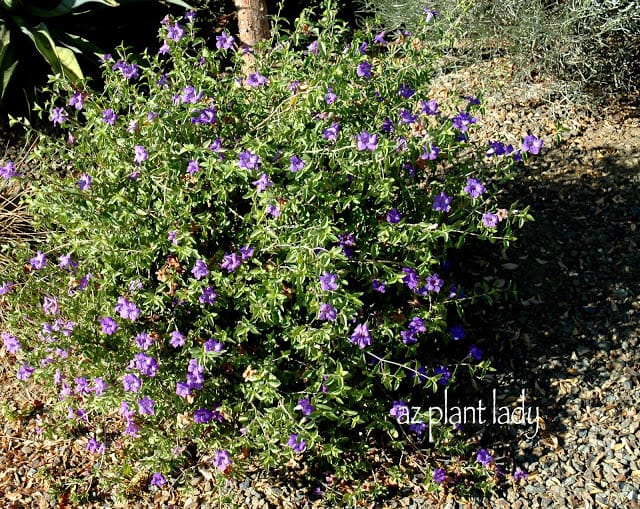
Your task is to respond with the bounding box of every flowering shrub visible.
[1,4,537,503]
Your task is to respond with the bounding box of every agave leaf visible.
[30,0,120,18]
[20,22,83,82]
[0,19,19,99]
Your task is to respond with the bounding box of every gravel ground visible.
[1,58,639,508]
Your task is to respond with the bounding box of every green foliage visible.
[0,0,191,108]
[1,4,536,502]
[359,0,640,96]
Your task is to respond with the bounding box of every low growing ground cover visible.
[0,4,542,505]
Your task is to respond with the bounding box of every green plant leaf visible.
[20,22,83,82]
[30,0,119,18]
[0,18,19,99]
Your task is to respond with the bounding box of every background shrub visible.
[1,4,536,503]
[358,0,640,97]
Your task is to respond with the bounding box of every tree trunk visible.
[233,0,270,73]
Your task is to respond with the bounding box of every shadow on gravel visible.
[464,136,640,478]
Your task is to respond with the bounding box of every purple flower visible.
[134,145,148,164]
[93,377,107,395]
[387,208,401,224]
[296,398,315,416]
[167,22,185,42]
[398,83,415,99]
[318,303,337,321]
[381,117,394,133]
[0,281,15,295]
[373,31,386,44]
[133,353,159,377]
[0,161,19,179]
[468,344,483,361]
[252,172,273,192]
[482,212,499,228]
[396,137,408,152]
[421,144,440,160]
[433,468,447,484]
[123,373,142,392]
[40,297,59,317]
[287,155,305,173]
[186,160,200,175]
[307,40,319,55]
[319,272,338,291]
[216,31,234,50]
[2,332,21,355]
[287,434,306,453]
[522,134,543,155]
[102,109,117,125]
[288,80,300,94]
[356,60,372,79]
[209,138,223,152]
[476,449,494,466]
[181,85,203,104]
[138,395,155,415]
[452,111,477,131]
[409,421,427,436]
[450,325,465,340]
[86,438,106,454]
[325,87,337,104]
[239,245,254,260]
[212,449,232,471]
[150,473,167,487]
[100,317,118,335]
[115,296,140,321]
[359,41,368,54]
[423,7,439,21]
[464,178,486,198]
[409,317,427,334]
[205,339,224,353]
[513,467,529,481]
[402,267,419,290]
[16,363,35,381]
[51,107,68,126]
[176,381,191,398]
[69,92,84,110]
[266,204,280,217]
[349,323,372,349]
[322,122,340,142]
[390,400,408,420]
[238,150,260,170]
[170,330,186,348]
[356,131,378,151]
[191,259,209,280]
[399,109,417,124]
[158,40,171,55]
[372,279,386,293]
[432,192,452,213]
[246,72,267,87]
[77,172,92,191]
[199,286,218,305]
[57,254,77,273]
[221,252,242,273]
[486,140,507,157]
[435,365,451,386]
[30,251,48,270]
[191,107,217,125]
[423,273,444,293]
[421,99,439,115]
[192,408,211,423]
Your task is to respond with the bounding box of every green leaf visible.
[30,0,119,18]
[20,22,83,82]
[0,19,19,99]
